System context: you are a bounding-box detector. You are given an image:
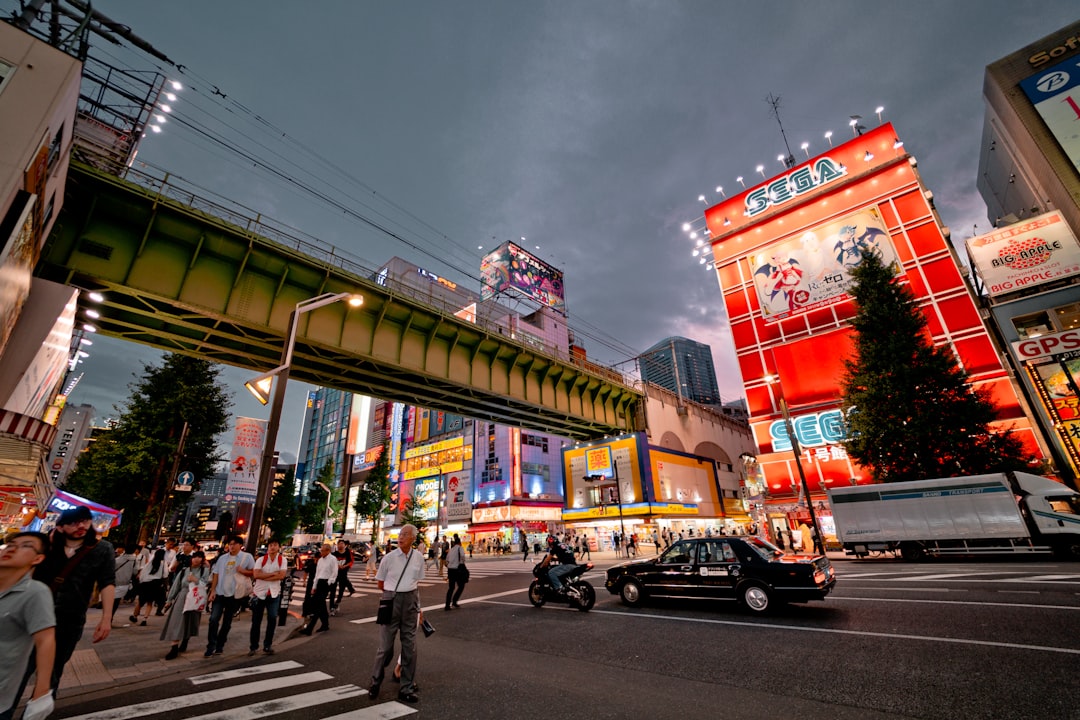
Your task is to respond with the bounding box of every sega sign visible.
[769,409,846,451]
[745,158,847,218]
[1012,328,1080,361]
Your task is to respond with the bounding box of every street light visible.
[245,291,363,553]
[316,481,334,541]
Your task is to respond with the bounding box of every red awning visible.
[468,522,515,533]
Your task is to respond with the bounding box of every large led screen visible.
[749,207,897,323]
[479,241,565,312]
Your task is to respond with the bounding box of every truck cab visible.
[1014,473,1080,554]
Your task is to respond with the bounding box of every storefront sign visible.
[585,446,614,478]
[472,504,563,523]
[561,502,659,521]
[745,157,846,217]
[405,436,463,459]
[1013,328,1080,362]
[967,211,1080,297]
[403,460,463,481]
[770,409,846,451]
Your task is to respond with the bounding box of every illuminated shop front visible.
[701,122,1041,532]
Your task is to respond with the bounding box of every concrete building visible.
[639,336,723,407]
[971,20,1080,482]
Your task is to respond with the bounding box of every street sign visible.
[175,470,195,492]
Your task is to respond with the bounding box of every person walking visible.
[0,532,56,720]
[133,548,168,626]
[364,541,377,579]
[580,536,591,561]
[161,550,211,660]
[438,538,448,578]
[521,535,530,563]
[443,534,467,610]
[368,524,424,705]
[425,537,438,572]
[30,505,114,692]
[248,540,287,655]
[332,540,355,610]
[300,543,336,635]
[111,545,136,624]
[203,536,254,657]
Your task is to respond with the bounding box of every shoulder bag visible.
[376,550,413,625]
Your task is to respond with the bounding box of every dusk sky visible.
[16,1,1077,461]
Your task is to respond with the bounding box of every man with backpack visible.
[248,539,287,655]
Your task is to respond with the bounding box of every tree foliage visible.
[399,493,428,541]
[297,460,335,533]
[839,253,1034,482]
[63,354,231,545]
[352,444,394,541]
[265,465,299,543]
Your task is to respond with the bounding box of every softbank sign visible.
[1012,328,1080,361]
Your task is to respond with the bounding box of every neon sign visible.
[769,409,846,451]
[745,158,847,218]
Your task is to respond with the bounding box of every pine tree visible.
[63,354,231,545]
[352,444,394,541]
[840,252,1034,482]
[265,465,299,542]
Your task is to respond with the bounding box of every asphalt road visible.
[50,556,1080,720]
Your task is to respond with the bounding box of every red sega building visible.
[703,122,1043,541]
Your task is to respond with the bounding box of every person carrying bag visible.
[443,534,467,610]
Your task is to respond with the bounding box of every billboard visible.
[966,211,1080,297]
[750,207,897,323]
[1020,56,1080,174]
[479,241,565,312]
[225,417,266,502]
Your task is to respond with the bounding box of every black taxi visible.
[604,535,835,614]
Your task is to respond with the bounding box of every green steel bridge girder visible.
[37,162,642,440]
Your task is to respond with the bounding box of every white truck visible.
[827,472,1080,560]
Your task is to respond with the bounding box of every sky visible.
[17,1,1078,461]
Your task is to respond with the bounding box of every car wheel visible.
[738,581,772,614]
[527,580,545,607]
[619,579,643,607]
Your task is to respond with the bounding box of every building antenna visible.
[767,93,796,169]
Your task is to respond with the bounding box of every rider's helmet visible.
[546,534,556,546]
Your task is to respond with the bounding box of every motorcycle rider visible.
[539,535,581,596]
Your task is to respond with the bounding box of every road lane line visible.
[849,577,1080,585]
[830,596,1080,610]
[184,686,366,720]
[349,586,526,624]
[320,701,418,719]
[189,661,303,684]
[63,672,333,720]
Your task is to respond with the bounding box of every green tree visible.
[64,354,231,546]
[352,444,394,541]
[297,460,335,533]
[399,493,428,540]
[265,465,299,543]
[839,252,1034,482]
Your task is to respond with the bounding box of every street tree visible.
[63,353,231,545]
[265,465,299,543]
[352,444,394,541]
[297,460,335,533]
[839,252,1034,482]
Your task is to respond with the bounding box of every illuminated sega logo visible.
[745,158,847,218]
[769,409,846,451]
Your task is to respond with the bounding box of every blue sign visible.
[176,471,195,489]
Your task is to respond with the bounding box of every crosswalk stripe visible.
[183,686,366,720]
[63,672,333,720]
[319,701,417,719]
[189,661,303,685]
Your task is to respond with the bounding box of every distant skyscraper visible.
[295,386,351,502]
[639,337,722,406]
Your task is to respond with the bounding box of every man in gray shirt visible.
[0,532,56,720]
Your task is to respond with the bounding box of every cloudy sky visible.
[21,1,1077,459]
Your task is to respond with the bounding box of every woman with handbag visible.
[444,534,468,610]
[133,549,168,626]
[161,551,212,660]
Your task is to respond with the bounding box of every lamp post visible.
[244,292,363,553]
[767,375,826,555]
[316,481,334,541]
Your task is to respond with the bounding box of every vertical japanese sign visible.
[225,417,265,502]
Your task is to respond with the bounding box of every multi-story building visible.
[639,336,723,407]
[971,20,1080,482]
[294,386,351,502]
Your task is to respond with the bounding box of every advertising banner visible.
[966,211,1080,297]
[750,206,897,323]
[444,471,472,523]
[479,241,565,312]
[1021,57,1080,174]
[225,417,266,502]
[413,476,440,520]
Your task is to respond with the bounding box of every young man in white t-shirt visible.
[248,540,287,655]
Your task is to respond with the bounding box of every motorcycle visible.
[528,561,596,611]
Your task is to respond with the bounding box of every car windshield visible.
[743,537,784,561]
[1048,495,1080,516]
[658,541,694,565]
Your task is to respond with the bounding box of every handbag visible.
[376,550,414,625]
[459,562,470,583]
[183,581,208,613]
[421,617,436,637]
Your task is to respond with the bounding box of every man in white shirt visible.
[300,543,337,635]
[368,524,424,704]
[203,536,254,657]
[248,539,287,655]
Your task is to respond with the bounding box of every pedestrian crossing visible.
[59,660,416,720]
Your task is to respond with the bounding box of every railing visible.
[84,159,641,391]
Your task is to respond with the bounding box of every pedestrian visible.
[521,535,530,563]
[775,528,787,551]
[467,540,473,559]
[444,534,467,610]
[627,534,637,557]
[438,538,448,578]
[580,536,591,561]
[368,524,424,705]
[332,540,355,610]
[29,505,114,693]
[111,545,136,624]
[159,538,178,613]
[203,535,254,657]
[365,541,377,578]
[425,537,438,572]
[300,543,336,635]
[161,550,211,660]
[248,540,287,655]
[133,548,168,626]
[0,531,55,720]
[170,539,195,577]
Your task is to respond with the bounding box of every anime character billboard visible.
[480,241,565,313]
[750,207,896,322]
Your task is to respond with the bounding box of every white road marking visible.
[885,572,1018,581]
[1005,575,1080,582]
[320,702,418,719]
[63,672,333,720]
[184,686,366,720]
[850,576,1080,585]
[189,661,304,684]
[830,596,1080,610]
[350,586,526,624]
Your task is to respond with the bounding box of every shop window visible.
[1012,311,1054,338]
[1052,303,1080,332]
[47,125,64,173]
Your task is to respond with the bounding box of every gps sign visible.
[1012,328,1080,361]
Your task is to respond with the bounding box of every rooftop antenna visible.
[767,93,796,169]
